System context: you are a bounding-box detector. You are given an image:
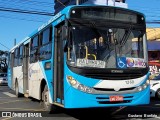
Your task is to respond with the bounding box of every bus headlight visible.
[67,76,93,93]
[136,80,149,92]
[67,76,77,86]
[78,84,85,91]
[146,80,150,85]
[85,87,93,93]
[137,86,142,91]
[143,84,147,89]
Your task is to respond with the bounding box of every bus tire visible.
[15,82,21,97]
[156,88,160,100]
[42,85,57,113]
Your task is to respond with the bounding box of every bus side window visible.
[14,48,19,67]
[39,27,52,61]
[18,45,23,66]
[30,35,39,63]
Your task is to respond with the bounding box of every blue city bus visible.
[7,5,150,112]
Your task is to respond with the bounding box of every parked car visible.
[149,71,160,100]
[148,43,160,100]
[0,73,7,85]
[150,79,160,100]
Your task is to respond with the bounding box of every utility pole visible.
[14,38,16,46]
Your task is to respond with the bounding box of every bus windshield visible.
[67,25,147,69]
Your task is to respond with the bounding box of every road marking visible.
[155,104,160,106]
[111,106,160,119]
[1,117,12,120]
[0,107,44,111]
[0,97,19,99]
[111,106,126,115]
[136,106,160,109]
[2,92,16,97]
[0,100,29,105]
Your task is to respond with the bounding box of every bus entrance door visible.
[11,52,14,89]
[23,43,29,97]
[54,23,64,105]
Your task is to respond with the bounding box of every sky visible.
[0,0,54,51]
[0,0,160,51]
[127,0,160,27]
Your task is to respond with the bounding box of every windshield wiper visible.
[120,25,132,47]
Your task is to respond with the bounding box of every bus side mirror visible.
[62,26,68,40]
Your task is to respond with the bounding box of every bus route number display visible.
[77,58,106,68]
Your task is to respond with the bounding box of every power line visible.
[147,21,160,24]
[0,7,54,16]
[0,5,53,13]
[0,0,54,7]
[56,0,66,7]
[0,0,54,13]
[0,42,10,50]
[20,0,54,4]
[9,0,54,5]
[0,14,45,22]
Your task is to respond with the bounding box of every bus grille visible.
[98,100,132,104]
[85,73,143,80]
[94,87,136,92]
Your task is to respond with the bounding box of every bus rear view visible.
[64,6,150,108]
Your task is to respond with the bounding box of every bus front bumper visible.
[64,86,150,108]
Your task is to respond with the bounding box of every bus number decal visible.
[125,80,134,84]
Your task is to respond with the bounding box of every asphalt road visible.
[0,85,160,120]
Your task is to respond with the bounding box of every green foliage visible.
[0,50,8,73]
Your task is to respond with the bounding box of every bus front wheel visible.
[15,82,21,97]
[156,88,160,100]
[42,85,57,113]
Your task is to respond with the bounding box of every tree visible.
[0,50,5,56]
[0,50,8,73]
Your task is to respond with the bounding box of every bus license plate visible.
[109,96,123,102]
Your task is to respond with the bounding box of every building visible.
[147,28,160,41]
